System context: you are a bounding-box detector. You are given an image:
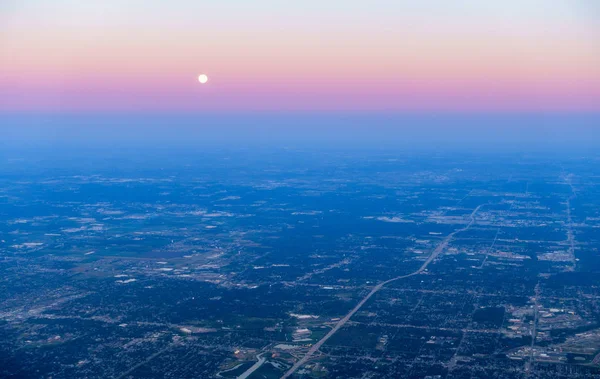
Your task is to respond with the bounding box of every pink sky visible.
[1,1,599,112]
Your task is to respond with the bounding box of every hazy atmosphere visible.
[2,2,600,379]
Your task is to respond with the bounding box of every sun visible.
[198,74,208,84]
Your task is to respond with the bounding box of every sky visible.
[1,0,599,113]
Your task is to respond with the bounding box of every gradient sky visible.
[1,0,599,112]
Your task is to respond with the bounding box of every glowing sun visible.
[198,74,209,84]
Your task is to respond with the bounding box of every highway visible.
[280,205,483,379]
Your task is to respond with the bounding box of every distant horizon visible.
[3,112,600,152]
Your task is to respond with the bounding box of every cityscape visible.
[2,150,600,378]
